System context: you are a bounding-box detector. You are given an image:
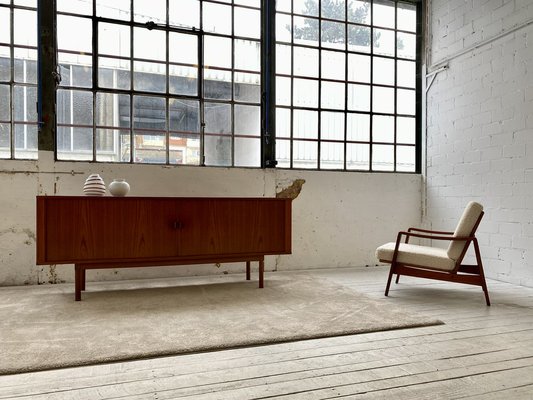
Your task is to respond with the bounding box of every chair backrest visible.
[447,201,484,261]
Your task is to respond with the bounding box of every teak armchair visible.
[376,202,490,306]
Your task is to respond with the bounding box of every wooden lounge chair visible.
[376,201,490,306]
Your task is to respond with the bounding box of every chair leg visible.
[473,239,491,306]
[385,264,395,296]
[395,274,400,284]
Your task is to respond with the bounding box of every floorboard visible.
[1,266,533,399]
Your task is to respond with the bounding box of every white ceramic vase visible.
[83,174,106,196]
[108,179,130,197]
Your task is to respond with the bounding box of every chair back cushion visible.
[447,201,483,261]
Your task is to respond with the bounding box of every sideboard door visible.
[176,199,290,257]
[42,198,179,263]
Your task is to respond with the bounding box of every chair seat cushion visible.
[376,242,456,272]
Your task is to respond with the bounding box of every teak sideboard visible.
[36,196,292,301]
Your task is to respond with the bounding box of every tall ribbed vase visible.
[83,174,106,196]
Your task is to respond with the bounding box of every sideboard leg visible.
[246,261,251,280]
[259,259,264,288]
[74,265,82,301]
[81,267,86,291]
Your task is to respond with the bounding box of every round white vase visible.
[83,174,106,196]
[108,179,130,197]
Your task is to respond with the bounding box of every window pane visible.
[321,21,345,50]
[133,95,166,131]
[169,0,200,29]
[14,124,37,159]
[277,44,291,75]
[205,135,231,166]
[374,29,395,57]
[235,40,260,72]
[0,46,10,82]
[373,0,395,29]
[96,0,131,21]
[205,102,231,135]
[347,113,370,142]
[204,36,232,69]
[276,1,291,13]
[396,145,415,172]
[169,65,198,96]
[348,25,370,52]
[134,132,166,164]
[99,57,131,90]
[276,108,291,138]
[134,61,166,93]
[293,140,317,169]
[373,86,394,113]
[96,128,131,163]
[322,0,345,21]
[397,60,415,88]
[14,48,37,84]
[235,104,260,136]
[0,84,10,120]
[276,76,291,106]
[321,111,344,141]
[0,123,10,158]
[203,2,232,35]
[204,69,231,100]
[321,50,345,81]
[293,109,317,139]
[276,139,291,168]
[276,13,292,43]
[14,9,36,47]
[169,33,197,65]
[397,89,415,115]
[321,142,344,170]
[133,0,166,24]
[373,56,395,86]
[348,84,370,111]
[134,28,165,61]
[294,46,319,78]
[372,144,394,171]
[398,2,417,32]
[57,126,93,160]
[347,143,369,170]
[59,53,92,88]
[294,17,319,46]
[170,133,200,165]
[397,32,416,59]
[57,89,93,126]
[14,85,37,122]
[58,15,91,53]
[96,92,130,128]
[57,0,92,15]
[99,23,130,58]
[235,137,260,167]
[348,54,370,83]
[235,7,260,39]
[234,72,260,103]
[294,0,318,16]
[0,8,10,44]
[397,116,415,144]
[321,81,345,110]
[293,78,318,108]
[169,99,200,133]
[372,115,394,143]
[348,0,371,25]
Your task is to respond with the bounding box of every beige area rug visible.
[0,274,442,375]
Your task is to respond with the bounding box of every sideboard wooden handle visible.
[172,221,183,230]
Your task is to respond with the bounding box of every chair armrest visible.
[407,227,455,235]
[391,231,476,264]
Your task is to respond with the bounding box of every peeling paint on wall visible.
[276,179,306,199]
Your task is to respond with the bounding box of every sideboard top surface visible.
[37,196,291,201]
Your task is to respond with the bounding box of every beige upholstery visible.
[376,242,456,271]
[447,201,483,261]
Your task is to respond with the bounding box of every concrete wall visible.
[426,0,533,286]
[0,152,421,286]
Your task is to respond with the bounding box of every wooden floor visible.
[2,266,533,399]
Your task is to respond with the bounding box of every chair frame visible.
[382,212,490,306]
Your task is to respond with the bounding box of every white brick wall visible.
[427,0,533,286]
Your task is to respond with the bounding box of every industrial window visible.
[0,0,38,160]
[275,0,419,171]
[55,0,261,166]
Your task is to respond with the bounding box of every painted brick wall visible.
[426,0,533,286]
